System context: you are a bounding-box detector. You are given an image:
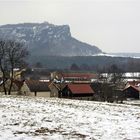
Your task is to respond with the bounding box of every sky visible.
[0,0,140,53]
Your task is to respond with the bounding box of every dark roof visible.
[26,80,50,92]
[67,84,95,94]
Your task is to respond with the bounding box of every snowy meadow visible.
[0,96,140,140]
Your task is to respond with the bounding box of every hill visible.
[0,22,101,56]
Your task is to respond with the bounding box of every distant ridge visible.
[0,22,102,56]
[109,53,140,58]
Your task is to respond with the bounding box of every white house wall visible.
[29,91,51,97]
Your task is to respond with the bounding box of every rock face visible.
[0,22,102,56]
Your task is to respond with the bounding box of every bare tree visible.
[107,64,124,85]
[0,41,8,94]
[95,64,125,103]
[0,40,28,95]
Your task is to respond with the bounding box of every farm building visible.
[51,72,98,83]
[49,82,67,97]
[24,80,51,97]
[123,85,140,99]
[49,82,61,97]
[61,84,95,100]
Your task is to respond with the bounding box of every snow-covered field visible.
[124,100,140,106]
[0,96,140,140]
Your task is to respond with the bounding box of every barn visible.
[61,84,95,100]
[123,85,140,99]
[24,80,51,97]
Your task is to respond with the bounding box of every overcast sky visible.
[0,0,140,53]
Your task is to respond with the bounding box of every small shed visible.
[61,84,95,100]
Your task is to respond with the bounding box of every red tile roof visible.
[67,84,95,94]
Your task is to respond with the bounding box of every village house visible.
[123,81,140,99]
[60,84,95,100]
[125,80,140,87]
[48,82,59,97]
[23,80,51,97]
[123,85,140,99]
[51,72,98,83]
[123,72,140,81]
[49,82,67,97]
